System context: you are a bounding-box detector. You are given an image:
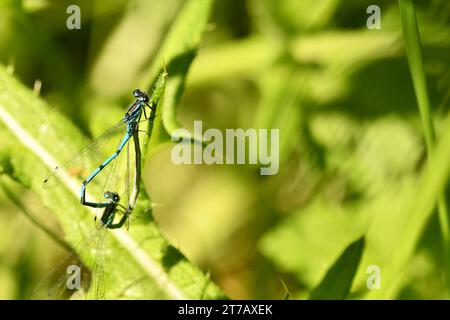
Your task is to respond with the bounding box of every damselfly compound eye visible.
[141,91,149,103]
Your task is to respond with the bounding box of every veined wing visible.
[31,134,136,299]
[88,226,107,300]
[28,213,130,299]
[28,225,100,300]
[43,119,126,189]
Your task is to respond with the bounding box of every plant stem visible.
[399,0,450,290]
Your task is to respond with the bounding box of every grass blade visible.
[366,111,450,298]
[399,0,450,289]
[309,237,365,300]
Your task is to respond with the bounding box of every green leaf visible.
[138,0,214,143]
[88,0,184,98]
[309,237,365,300]
[259,200,367,288]
[253,64,303,163]
[400,0,435,150]
[291,30,401,67]
[399,0,450,289]
[0,0,225,300]
[186,30,400,88]
[187,37,281,87]
[260,114,427,297]
[365,112,450,299]
[260,0,340,33]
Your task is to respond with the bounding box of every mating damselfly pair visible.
[30,69,168,299]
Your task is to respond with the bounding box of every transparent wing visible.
[31,133,137,300]
[81,138,133,300]
[43,119,127,189]
[29,223,112,300]
[88,227,107,300]
[28,227,97,300]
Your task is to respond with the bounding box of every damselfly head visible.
[132,89,141,97]
[133,89,149,103]
[103,191,120,203]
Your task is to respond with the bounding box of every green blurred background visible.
[0,0,449,299]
